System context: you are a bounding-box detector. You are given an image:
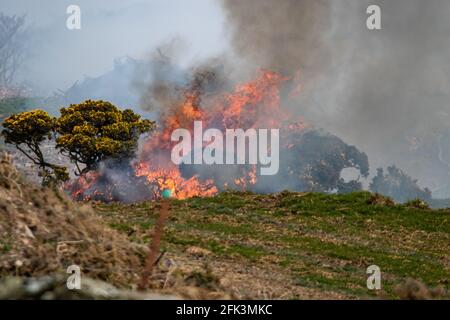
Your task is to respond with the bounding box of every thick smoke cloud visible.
[221,0,450,195]
[221,0,331,78]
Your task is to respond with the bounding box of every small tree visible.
[2,100,155,185]
[55,100,154,175]
[1,109,69,186]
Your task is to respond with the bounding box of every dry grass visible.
[367,193,395,206]
[0,153,144,287]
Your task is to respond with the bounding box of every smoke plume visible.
[221,0,450,195]
[221,0,331,78]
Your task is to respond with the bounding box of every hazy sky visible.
[1,0,227,93]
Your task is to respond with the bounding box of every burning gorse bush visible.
[134,68,369,199]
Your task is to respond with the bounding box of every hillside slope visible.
[95,191,450,299]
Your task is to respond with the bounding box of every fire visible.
[219,70,289,129]
[70,69,307,201]
[135,162,217,199]
[68,171,110,201]
[233,165,257,190]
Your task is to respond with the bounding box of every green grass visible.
[0,240,12,253]
[93,191,450,299]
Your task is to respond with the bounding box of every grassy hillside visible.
[95,191,450,299]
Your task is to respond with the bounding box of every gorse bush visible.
[54,100,155,175]
[1,100,155,185]
[1,109,67,186]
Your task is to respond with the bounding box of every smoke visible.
[221,0,331,78]
[220,0,450,195]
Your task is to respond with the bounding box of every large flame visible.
[135,162,217,200]
[70,69,307,201]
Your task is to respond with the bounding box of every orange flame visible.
[135,162,217,199]
[70,69,306,201]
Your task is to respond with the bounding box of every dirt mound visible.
[0,153,145,287]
